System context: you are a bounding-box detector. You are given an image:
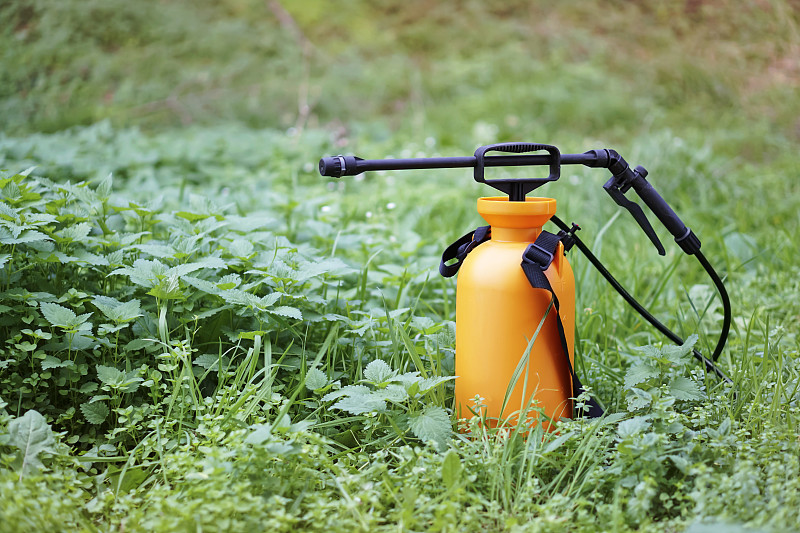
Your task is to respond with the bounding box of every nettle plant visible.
[606,334,735,523]
[0,169,361,441]
[308,359,455,450]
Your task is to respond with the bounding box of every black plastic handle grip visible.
[473,143,560,185]
[631,172,685,238]
[630,167,700,254]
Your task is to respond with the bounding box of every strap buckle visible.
[440,226,491,278]
[522,242,555,271]
[556,222,581,253]
[458,226,490,257]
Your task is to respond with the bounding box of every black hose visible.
[551,215,733,384]
[695,249,732,363]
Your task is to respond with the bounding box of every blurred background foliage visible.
[1,0,798,155]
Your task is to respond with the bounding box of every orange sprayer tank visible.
[454,196,575,427]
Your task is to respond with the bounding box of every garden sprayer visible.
[319,143,731,425]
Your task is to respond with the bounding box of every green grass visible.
[1,1,799,532]
[3,0,799,146]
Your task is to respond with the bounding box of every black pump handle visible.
[473,143,560,201]
[473,143,560,184]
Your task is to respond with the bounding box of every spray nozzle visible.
[318,155,364,177]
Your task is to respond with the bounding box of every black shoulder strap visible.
[439,225,491,278]
[521,231,604,418]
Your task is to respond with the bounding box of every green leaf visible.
[0,200,18,218]
[408,405,451,450]
[147,273,184,300]
[245,424,274,445]
[73,249,109,266]
[57,222,92,243]
[394,371,422,388]
[105,249,124,266]
[626,387,652,412]
[7,410,57,477]
[294,258,348,281]
[669,376,704,401]
[305,368,329,391]
[2,180,22,200]
[441,450,462,489]
[171,257,226,276]
[111,299,142,322]
[79,382,98,394]
[332,394,387,415]
[134,243,176,258]
[96,173,113,198]
[637,345,662,360]
[417,376,456,395]
[371,384,408,403]
[120,371,144,394]
[668,454,691,474]
[49,251,80,264]
[269,306,302,320]
[125,338,158,351]
[237,330,267,340]
[228,238,255,258]
[93,296,143,324]
[41,355,75,370]
[70,331,94,349]
[542,431,575,454]
[175,211,210,222]
[89,395,112,403]
[80,402,110,425]
[617,415,652,439]
[718,417,732,437]
[0,228,52,245]
[96,365,125,386]
[662,334,698,365]
[321,385,370,403]
[216,273,241,290]
[410,316,436,332]
[194,353,228,370]
[260,292,282,307]
[110,259,167,287]
[364,359,395,384]
[624,361,659,389]
[433,322,456,347]
[182,275,221,295]
[218,288,255,306]
[40,301,77,328]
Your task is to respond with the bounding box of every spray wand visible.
[320,143,732,383]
